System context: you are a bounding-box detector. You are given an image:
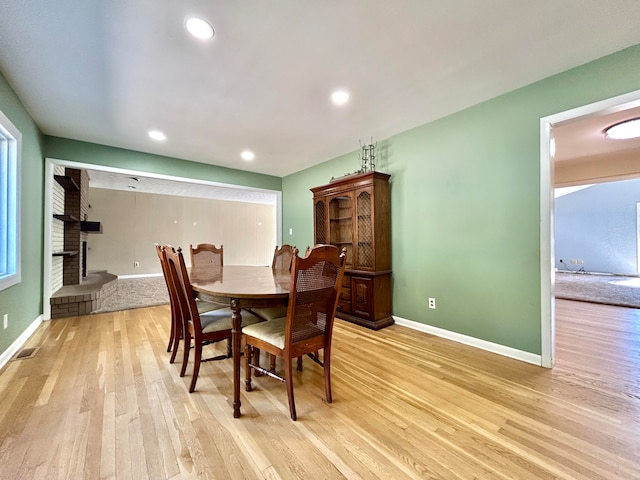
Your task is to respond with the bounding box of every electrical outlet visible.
[3,314,7,329]
[134,261,140,268]
[289,228,293,235]
[428,298,436,309]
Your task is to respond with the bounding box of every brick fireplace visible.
[50,167,114,318]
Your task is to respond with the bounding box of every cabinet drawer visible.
[337,287,351,314]
[339,287,351,302]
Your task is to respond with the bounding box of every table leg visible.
[231,299,242,418]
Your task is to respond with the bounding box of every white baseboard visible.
[0,315,44,371]
[393,315,542,366]
[118,273,163,279]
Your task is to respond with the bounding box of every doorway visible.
[43,158,283,320]
[540,88,640,367]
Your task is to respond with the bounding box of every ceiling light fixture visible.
[331,90,350,105]
[148,130,167,141]
[186,17,215,40]
[241,150,255,161]
[604,117,640,140]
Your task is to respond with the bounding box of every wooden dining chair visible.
[155,243,180,356]
[163,245,261,392]
[189,243,223,267]
[154,243,224,363]
[271,244,295,271]
[155,243,226,363]
[242,244,346,420]
[251,245,297,320]
[250,244,298,372]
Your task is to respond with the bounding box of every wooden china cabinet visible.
[311,171,392,330]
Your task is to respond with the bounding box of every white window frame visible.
[0,109,21,291]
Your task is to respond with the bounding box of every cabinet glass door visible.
[356,189,373,270]
[329,195,353,267]
[314,200,326,244]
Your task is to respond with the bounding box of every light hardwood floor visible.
[0,299,638,479]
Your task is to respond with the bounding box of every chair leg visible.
[180,330,191,377]
[284,358,297,421]
[167,313,175,353]
[269,354,276,373]
[324,348,332,404]
[296,356,303,372]
[169,329,180,364]
[244,344,253,392]
[254,348,263,376]
[189,340,202,393]
[226,337,232,358]
[295,350,318,371]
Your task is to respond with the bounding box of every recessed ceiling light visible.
[241,150,255,161]
[331,90,350,105]
[604,118,640,140]
[186,17,215,40]
[148,130,167,142]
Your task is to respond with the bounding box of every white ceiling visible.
[87,168,278,205]
[2,1,640,178]
[553,106,640,163]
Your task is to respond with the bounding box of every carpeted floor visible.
[555,272,640,308]
[92,275,169,314]
[93,272,640,314]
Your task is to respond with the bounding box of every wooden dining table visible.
[189,265,291,418]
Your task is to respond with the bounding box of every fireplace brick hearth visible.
[50,271,117,318]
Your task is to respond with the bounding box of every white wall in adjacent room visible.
[555,177,640,275]
[87,188,276,275]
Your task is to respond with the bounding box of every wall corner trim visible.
[0,315,44,372]
[392,315,543,367]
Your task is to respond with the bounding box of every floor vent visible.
[13,347,39,360]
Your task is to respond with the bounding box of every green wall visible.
[0,86,281,360]
[3,43,640,360]
[44,137,282,191]
[0,71,45,356]
[283,44,640,355]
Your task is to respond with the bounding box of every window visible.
[0,109,21,291]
